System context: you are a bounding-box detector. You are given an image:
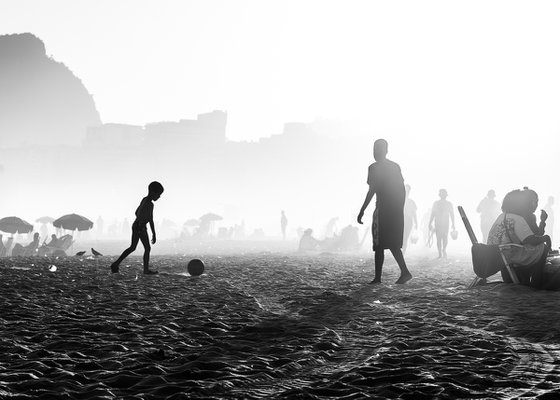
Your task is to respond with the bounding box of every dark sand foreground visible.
[1,253,560,399]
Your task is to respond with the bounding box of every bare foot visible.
[144,269,159,275]
[369,278,382,284]
[395,272,412,284]
[110,263,119,273]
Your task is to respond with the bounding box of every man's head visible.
[487,189,496,199]
[148,181,164,201]
[439,189,448,199]
[373,139,388,161]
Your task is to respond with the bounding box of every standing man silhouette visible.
[280,210,288,240]
[429,188,455,259]
[357,139,412,284]
[476,189,500,243]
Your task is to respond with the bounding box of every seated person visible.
[487,189,550,287]
[13,233,41,256]
[24,232,41,255]
[502,187,547,236]
[298,228,321,251]
[45,234,59,248]
[326,225,360,252]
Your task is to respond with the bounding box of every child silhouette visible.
[110,181,164,274]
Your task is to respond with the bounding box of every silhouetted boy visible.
[357,139,412,284]
[110,181,164,274]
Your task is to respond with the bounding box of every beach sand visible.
[1,252,560,399]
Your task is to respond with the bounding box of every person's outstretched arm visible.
[450,203,456,230]
[522,234,550,246]
[538,210,548,236]
[357,187,375,224]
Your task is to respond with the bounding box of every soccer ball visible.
[187,258,205,276]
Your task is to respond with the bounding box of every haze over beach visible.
[2,1,560,399]
[1,0,559,236]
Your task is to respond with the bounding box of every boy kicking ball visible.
[110,181,164,274]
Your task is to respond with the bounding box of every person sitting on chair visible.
[12,233,40,257]
[24,232,41,256]
[45,234,59,248]
[487,189,550,287]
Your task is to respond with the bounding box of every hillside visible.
[0,33,101,147]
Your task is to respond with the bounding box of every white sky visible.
[3,0,560,142]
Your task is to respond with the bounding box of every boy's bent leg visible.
[111,231,140,273]
[391,248,412,284]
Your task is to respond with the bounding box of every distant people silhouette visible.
[0,234,4,257]
[39,223,48,243]
[45,234,58,247]
[1,236,14,257]
[357,139,412,284]
[12,232,40,257]
[337,225,360,252]
[325,217,339,238]
[110,181,164,274]
[26,232,40,255]
[298,228,320,251]
[122,218,130,238]
[544,196,555,243]
[429,189,455,259]
[280,210,288,240]
[476,189,501,243]
[402,184,418,253]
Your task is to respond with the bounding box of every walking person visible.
[280,210,288,240]
[357,139,412,284]
[476,189,500,243]
[429,189,456,259]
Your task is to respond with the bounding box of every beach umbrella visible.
[0,216,34,234]
[53,214,94,231]
[35,216,55,224]
[200,213,223,222]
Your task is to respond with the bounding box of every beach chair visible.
[457,206,520,287]
[37,235,74,257]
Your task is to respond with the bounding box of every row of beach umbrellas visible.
[0,214,94,235]
[1,212,223,235]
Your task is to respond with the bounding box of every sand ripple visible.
[1,253,560,398]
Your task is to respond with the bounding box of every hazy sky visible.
[3,0,560,142]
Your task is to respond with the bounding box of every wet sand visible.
[1,253,560,399]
